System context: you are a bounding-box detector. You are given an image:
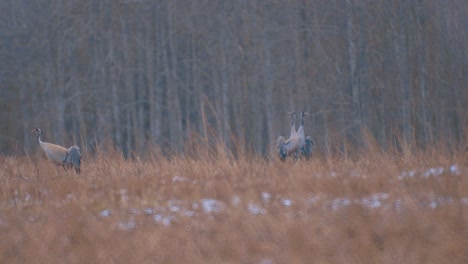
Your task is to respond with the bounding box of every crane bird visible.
[276,112,302,161]
[31,127,81,174]
[298,112,314,159]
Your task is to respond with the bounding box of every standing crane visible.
[31,127,81,174]
[276,112,302,161]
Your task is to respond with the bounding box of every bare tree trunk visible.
[151,3,166,146]
[415,1,430,147]
[146,19,161,146]
[262,31,274,154]
[121,20,134,156]
[165,1,183,153]
[109,36,121,151]
[346,0,361,129]
[218,2,231,149]
[393,0,412,144]
[136,29,147,155]
[346,0,369,145]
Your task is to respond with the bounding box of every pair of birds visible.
[31,127,81,174]
[276,112,314,161]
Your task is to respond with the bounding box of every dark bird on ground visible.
[31,127,81,174]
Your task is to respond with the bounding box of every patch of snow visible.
[423,168,433,178]
[200,199,225,213]
[162,216,174,226]
[423,167,444,178]
[449,165,460,175]
[153,214,175,226]
[247,202,266,215]
[99,209,111,217]
[331,198,351,210]
[118,221,136,230]
[398,170,416,180]
[172,175,189,183]
[168,199,183,212]
[153,213,163,222]
[170,205,182,213]
[183,210,195,217]
[261,192,272,203]
[143,208,153,215]
[282,199,293,207]
[360,196,382,209]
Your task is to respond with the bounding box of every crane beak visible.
[29,128,39,134]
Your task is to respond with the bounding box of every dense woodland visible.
[0,0,466,157]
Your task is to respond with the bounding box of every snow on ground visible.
[5,164,466,230]
[93,191,468,229]
[398,164,461,180]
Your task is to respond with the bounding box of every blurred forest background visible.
[0,0,466,157]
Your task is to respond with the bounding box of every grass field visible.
[0,146,467,264]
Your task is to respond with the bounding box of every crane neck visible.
[36,130,43,144]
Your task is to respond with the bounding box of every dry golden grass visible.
[0,146,467,264]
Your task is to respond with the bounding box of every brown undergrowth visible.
[0,146,467,264]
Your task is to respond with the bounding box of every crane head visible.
[30,127,42,134]
[287,111,296,118]
[29,127,41,133]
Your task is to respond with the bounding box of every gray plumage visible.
[276,135,301,161]
[299,112,314,159]
[276,112,302,161]
[31,127,81,174]
[63,146,81,174]
[276,111,315,161]
[301,136,314,159]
